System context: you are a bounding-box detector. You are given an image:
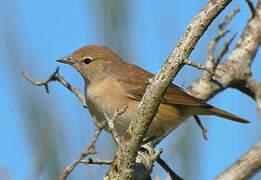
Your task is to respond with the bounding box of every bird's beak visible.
[56,57,74,65]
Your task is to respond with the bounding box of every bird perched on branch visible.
[57,45,249,144]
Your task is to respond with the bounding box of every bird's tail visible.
[205,106,249,123]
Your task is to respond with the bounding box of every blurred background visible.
[0,0,260,179]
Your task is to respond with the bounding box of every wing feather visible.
[116,63,210,107]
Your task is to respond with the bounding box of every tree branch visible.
[157,157,183,180]
[106,0,233,179]
[194,115,208,140]
[206,8,239,74]
[236,76,261,118]
[106,105,128,146]
[183,59,214,74]
[187,0,261,102]
[22,67,87,108]
[81,158,113,165]
[59,128,103,180]
[216,142,261,180]
[186,1,261,178]
[22,1,261,179]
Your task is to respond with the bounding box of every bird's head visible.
[57,45,123,84]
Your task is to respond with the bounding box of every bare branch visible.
[236,76,261,118]
[55,74,87,108]
[107,105,128,145]
[186,2,261,178]
[245,0,257,20]
[59,128,103,180]
[212,33,236,71]
[22,1,261,179]
[151,148,163,162]
[216,142,261,180]
[156,157,183,180]
[206,8,239,72]
[219,8,240,29]
[183,59,214,74]
[80,158,112,165]
[22,67,59,93]
[206,30,229,70]
[187,1,261,101]
[193,115,208,140]
[22,67,87,108]
[106,1,234,179]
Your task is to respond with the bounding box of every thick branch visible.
[106,0,233,179]
[185,1,261,178]
[187,1,261,102]
[236,76,261,118]
[22,1,261,179]
[216,142,261,180]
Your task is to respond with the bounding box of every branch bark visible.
[186,0,261,102]
[22,0,261,179]
[59,128,103,180]
[216,142,261,180]
[22,67,87,108]
[185,1,261,179]
[106,0,233,179]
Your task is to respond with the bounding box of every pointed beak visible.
[56,57,74,65]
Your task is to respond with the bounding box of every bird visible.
[57,45,249,144]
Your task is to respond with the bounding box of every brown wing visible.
[116,63,210,107]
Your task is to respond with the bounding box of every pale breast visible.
[85,77,189,142]
[85,77,133,134]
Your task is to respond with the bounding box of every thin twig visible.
[245,0,257,20]
[206,30,229,70]
[186,1,261,177]
[206,8,240,75]
[59,128,104,180]
[156,157,183,180]
[213,33,236,71]
[151,148,163,162]
[193,115,208,140]
[22,67,87,108]
[219,8,240,30]
[22,67,60,93]
[107,104,128,145]
[183,59,214,74]
[106,1,234,178]
[80,158,112,165]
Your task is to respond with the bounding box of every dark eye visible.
[83,58,92,64]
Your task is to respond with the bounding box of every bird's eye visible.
[83,58,92,64]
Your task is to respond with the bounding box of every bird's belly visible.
[145,103,189,143]
[85,81,188,142]
[85,93,132,136]
[85,80,132,135]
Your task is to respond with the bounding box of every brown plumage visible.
[57,45,249,144]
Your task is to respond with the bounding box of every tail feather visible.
[207,106,249,123]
